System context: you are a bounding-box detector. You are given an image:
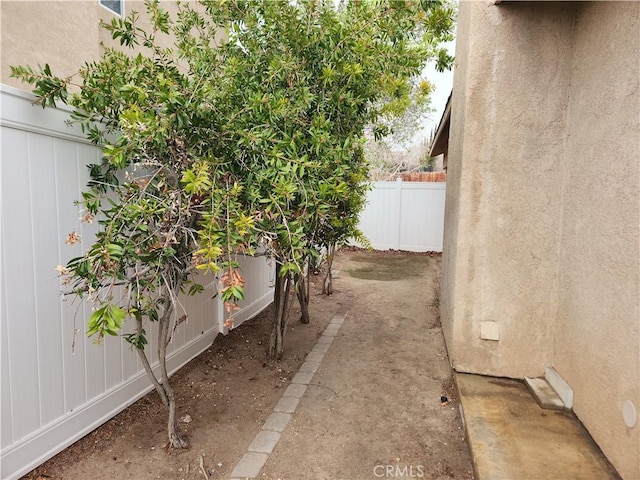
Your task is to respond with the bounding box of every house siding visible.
[442,1,576,378]
[1,0,185,92]
[1,1,102,91]
[555,4,640,478]
[443,2,639,478]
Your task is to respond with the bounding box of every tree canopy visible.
[12,0,455,448]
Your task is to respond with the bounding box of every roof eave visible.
[428,92,452,158]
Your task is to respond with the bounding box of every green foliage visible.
[11,0,455,437]
[202,0,455,274]
[420,153,437,172]
[13,1,255,338]
[87,304,126,338]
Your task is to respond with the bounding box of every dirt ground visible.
[24,250,473,480]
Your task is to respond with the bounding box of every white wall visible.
[0,85,274,479]
[356,180,446,252]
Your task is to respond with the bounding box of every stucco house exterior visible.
[1,1,184,91]
[435,2,639,478]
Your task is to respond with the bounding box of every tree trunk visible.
[132,290,188,448]
[269,262,292,359]
[322,243,335,295]
[296,270,310,324]
[157,302,188,448]
[134,317,169,409]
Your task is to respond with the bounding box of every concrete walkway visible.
[456,373,621,480]
[231,251,620,480]
[233,251,473,480]
[229,298,354,479]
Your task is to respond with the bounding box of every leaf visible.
[188,283,205,296]
[107,243,124,258]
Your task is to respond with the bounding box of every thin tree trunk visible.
[304,263,310,316]
[322,243,335,295]
[134,316,169,409]
[158,302,188,448]
[132,288,187,448]
[268,266,284,358]
[269,262,292,359]
[296,270,310,324]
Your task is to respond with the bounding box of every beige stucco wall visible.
[1,0,183,91]
[444,2,640,478]
[1,1,103,90]
[439,0,470,362]
[442,1,576,377]
[554,4,639,478]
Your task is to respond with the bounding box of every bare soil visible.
[23,250,473,480]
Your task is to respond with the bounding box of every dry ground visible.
[24,250,473,480]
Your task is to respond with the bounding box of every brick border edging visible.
[230,294,355,479]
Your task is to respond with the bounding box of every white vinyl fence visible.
[356,179,446,252]
[0,85,274,480]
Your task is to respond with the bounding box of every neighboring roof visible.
[398,172,446,182]
[428,92,452,158]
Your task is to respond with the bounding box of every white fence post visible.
[395,177,403,250]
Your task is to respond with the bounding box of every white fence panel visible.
[357,179,446,252]
[0,85,274,479]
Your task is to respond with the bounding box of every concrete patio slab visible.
[456,373,620,480]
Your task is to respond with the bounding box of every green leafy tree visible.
[11,0,254,448]
[12,0,455,446]
[207,0,455,352]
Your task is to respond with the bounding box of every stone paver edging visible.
[230,297,353,480]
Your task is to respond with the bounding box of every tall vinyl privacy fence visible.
[356,179,446,252]
[0,85,274,480]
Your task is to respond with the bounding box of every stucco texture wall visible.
[1,1,102,90]
[1,1,185,92]
[442,1,576,378]
[443,2,639,478]
[439,0,470,359]
[554,4,639,478]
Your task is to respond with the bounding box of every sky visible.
[409,39,456,148]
